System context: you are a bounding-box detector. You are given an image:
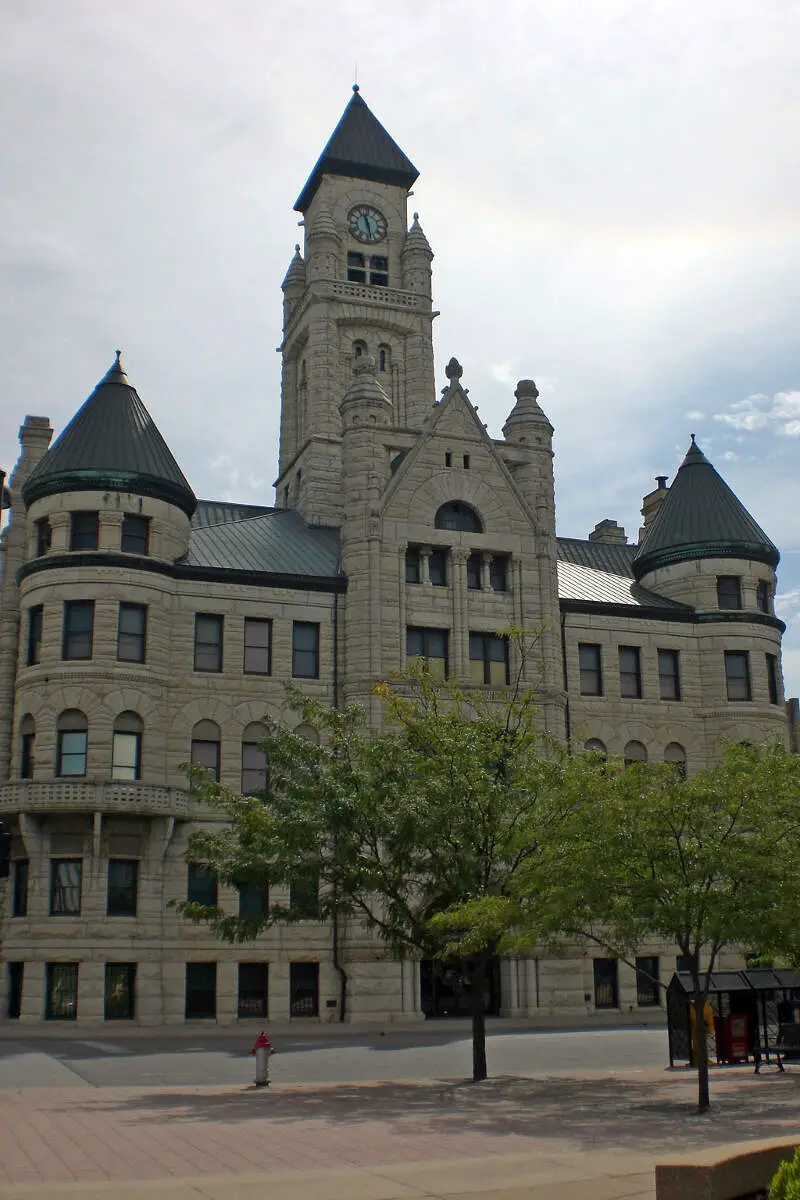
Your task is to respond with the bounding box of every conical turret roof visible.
[632,437,778,579]
[295,87,418,212]
[23,353,197,516]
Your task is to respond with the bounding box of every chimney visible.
[638,475,669,542]
[588,519,627,545]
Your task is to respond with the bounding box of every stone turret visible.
[305,206,340,283]
[502,379,555,538]
[401,213,433,298]
[281,244,305,325]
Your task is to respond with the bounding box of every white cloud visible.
[714,391,800,437]
[685,410,705,420]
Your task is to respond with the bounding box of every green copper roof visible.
[295,87,418,212]
[632,437,779,579]
[22,354,197,516]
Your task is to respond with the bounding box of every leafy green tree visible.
[543,741,800,1112]
[178,665,598,1082]
[770,1147,800,1199]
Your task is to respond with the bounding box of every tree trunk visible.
[470,957,488,1082]
[693,990,711,1113]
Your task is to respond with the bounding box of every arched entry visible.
[420,957,500,1019]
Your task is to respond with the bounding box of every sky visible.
[1,0,799,689]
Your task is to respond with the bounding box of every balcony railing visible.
[0,779,189,817]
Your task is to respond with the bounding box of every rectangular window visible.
[7,962,23,1020]
[766,653,780,705]
[619,646,642,699]
[369,254,388,286]
[191,737,220,781]
[239,883,268,920]
[194,614,223,672]
[657,649,681,701]
[238,963,269,1018]
[346,250,366,283]
[635,956,660,1007]
[112,731,141,781]
[469,632,510,686]
[62,599,94,660]
[117,603,147,663]
[405,547,421,583]
[243,618,271,675]
[185,963,216,1019]
[12,860,29,917]
[107,859,138,917]
[50,859,82,915]
[70,511,99,551]
[187,864,218,908]
[490,556,508,592]
[717,575,742,610]
[428,549,447,586]
[20,730,35,779]
[26,605,43,666]
[120,514,150,555]
[45,962,78,1020]
[57,729,87,777]
[241,742,267,796]
[290,871,320,920]
[579,643,603,696]
[35,517,51,557]
[593,958,619,1009]
[290,962,319,1017]
[756,579,772,614]
[466,552,482,590]
[725,650,752,701]
[105,963,136,1020]
[406,627,448,679]
[292,621,320,679]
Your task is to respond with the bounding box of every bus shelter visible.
[667,969,800,1068]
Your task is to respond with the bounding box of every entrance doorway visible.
[420,957,501,1019]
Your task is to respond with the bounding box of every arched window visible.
[294,724,320,745]
[241,722,268,796]
[56,710,88,777]
[623,740,648,767]
[664,742,687,779]
[191,719,221,782]
[353,339,367,359]
[112,712,143,781]
[434,502,483,533]
[19,714,35,779]
[584,738,607,759]
[378,344,391,373]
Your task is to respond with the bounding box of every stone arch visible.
[293,723,320,744]
[403,468,518,534]
[623,740,648,765]
[664,741,687,778]
[434,501,483,533]
[584,737,607,758]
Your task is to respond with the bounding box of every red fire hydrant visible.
[250,1030,275,1088]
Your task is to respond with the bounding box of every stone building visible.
[0,88,790,1027]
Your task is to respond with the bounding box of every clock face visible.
[348,205,387,244]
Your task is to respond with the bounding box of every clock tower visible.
[276,87,435,525]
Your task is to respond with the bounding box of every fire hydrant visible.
[250,1030,275,1088]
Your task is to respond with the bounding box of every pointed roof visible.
[295,86,418,212]
[632,436,778,579]
[23,353,197,515]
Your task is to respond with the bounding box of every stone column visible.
[419,546,431,585]
[451,549,469,678]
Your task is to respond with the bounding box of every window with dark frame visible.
[105,963,136,1019]
[26,605,43,666]
[405,547,421,583]
[239,883,268,920]
[70,511,99,551]
[434,502,482,532]
[238,963,268,1018]
[243,618,271,675]
[185,962,217,1019]
[187,864,218,908]
[466,552,482,590]
[191,723,221,782]
[56,712,88,777]
[716,575,742,610]
[767,653,780,705]
[578,643,603,696]
[428,549,447,586]
[657,649,681,700]
[490,556,508,592]
[45,962,78,1020]
[289,871,320,920]
[635,956,660,1007]
[194,614,223,672]
[619,646,643,698]
[112,714,142,781]
[35,517,51,557]
[593,958,619,1009]
[469,633,510,686]
[406,627,448,679]
[725,650,752,701]
[62,600,94,660]
[241,740,268,796]
[370,254,388,285]
[19,715,35,780]
[12,860,28,917]
[117,603,147,663]
[289,961,319,1017]
[756,579,772,614]
[292,622,319,678]
[50,859,82,915]
[347,250,366,282]
[120,514,150,555]
[107,859,138,917]
[7,962,23,1020]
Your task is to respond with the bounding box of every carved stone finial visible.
[445,357,463,381]
[515,379,539,401]
[294,243,301,253]
[412,211,419,222]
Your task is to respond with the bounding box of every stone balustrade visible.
[0,779,189,818]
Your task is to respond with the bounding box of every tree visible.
[544,741,800,1112]
[178,664,597,1082]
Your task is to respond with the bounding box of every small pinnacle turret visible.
[281,245,305,291]
[503,379,553,442]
